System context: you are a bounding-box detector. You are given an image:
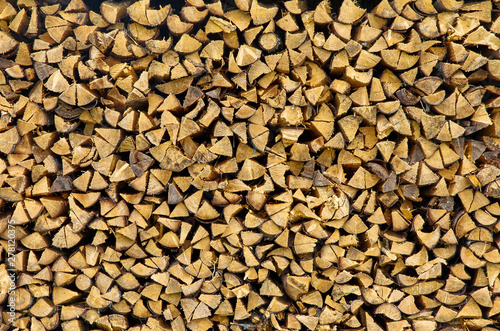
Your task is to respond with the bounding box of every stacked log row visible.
[2,0,500,329]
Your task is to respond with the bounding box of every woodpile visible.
[3,0,500,329]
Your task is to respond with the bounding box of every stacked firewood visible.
[3,0,500,329]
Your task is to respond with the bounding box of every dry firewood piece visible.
[276,12,299,32]
[464,26,500,51]
[414,77,442,95]
[167,14,193,35]
[435,0,463,11]
[128,23,159,43]
[372,0,398,18]
[414,0,438,15]
[259,33,279,53]
[100,1,127,24]
[395,88,420,106]
[313,0,333,25]
[418,52,438,77]
[0,127,20,154]
[9,288,34,311]
[174,34,202,54]
[250,0,278,25]
[338,0,366,24]
[157,76,193,95]
[381,49,419,71]
[348,167,380,189]
[9,9,29,36]
[235,44,262,67]
[0,31,19,55]
[45,69,70,93]
[59,83,98,107]
[128,0,170,27]
[283,0,306,14]
[181,6,208,23]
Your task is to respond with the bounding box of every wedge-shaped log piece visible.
[161,147,194,172]
[157,76,193,95]
[338,0,366,24]
[372,0,398,18]
[381,49,419,71]
[167,14,193,35]
[174,34,202,54]
[283,275,310,300]
[52,224,83,249]
[236,44,262,67]
[0,31,19,55]
[101,1,128,24]
[0,127,20,154]
[250,0,278,25]
[238,159,266,181]
[464,26,500,51]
